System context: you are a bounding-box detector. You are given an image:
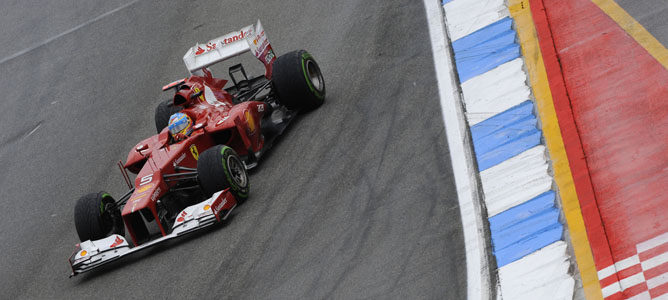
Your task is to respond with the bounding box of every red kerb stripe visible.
[644,262,668,280]
[639,242,668,261]
[650,281,668,298]
[617,264,643,280]
[620,282,649,299]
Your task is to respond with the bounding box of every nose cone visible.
[122,174,162,216]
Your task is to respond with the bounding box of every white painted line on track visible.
[643,252,668,271]
[638,232,668,253]
[601,281,622,298]
[647,272,668,290]
[656,292,668,300]
[620,273,646,290]
[423,0,491,299]
[599,255,640,279]
[627,291,652,300]
[0,0,140,65]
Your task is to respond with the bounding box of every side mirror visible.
[174,89,202,106]
[193,122,206,130]
[135,144,149,152]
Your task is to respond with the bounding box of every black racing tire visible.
[272,50,325,111]
[74,192,125,242]
[197,145,250,202]
[155,98,182,133]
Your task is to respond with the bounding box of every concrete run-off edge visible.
[423,0,493,299]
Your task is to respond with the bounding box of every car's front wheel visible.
[197,145,250,203]
[74,192,124,242]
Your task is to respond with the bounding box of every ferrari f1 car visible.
[68,20,325,277]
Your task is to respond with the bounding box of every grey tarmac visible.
[0,0,467,299]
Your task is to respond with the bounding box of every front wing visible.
[68,189,236,277]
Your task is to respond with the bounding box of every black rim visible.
[100,197,121,236]
[227,154,248,188]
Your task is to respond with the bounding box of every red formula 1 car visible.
[68,20,325,277]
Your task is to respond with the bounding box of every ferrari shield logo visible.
[190,144,199,160]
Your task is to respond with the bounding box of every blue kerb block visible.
[472,117,537,155]
[452,17,520,82]
[492,208,560,251]
[442,0,453,4]
[471,101,535,138]
[494,225,563,267]
[489,191,563,267]
[452,18,515,51]
[476,131,541,171]
[489,191,556,232]
[471,101,541,171]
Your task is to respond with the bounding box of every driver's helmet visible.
[168,112,193,142]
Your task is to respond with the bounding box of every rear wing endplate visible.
[183,20,276,77]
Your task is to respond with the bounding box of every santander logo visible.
[195,46,205,55]
[109,236,123,248]
[213,199,227,214]
[221,30,249,45]
[194,30,250,56]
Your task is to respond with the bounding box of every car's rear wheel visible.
[74,192,124,242]
[272,50,325,111]
[197,145,249,203]
[155,98,182,133]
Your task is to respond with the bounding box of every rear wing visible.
[182,20,276,77]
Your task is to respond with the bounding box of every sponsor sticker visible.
[173,153,186,166]
[194,30,250,57]
[151,187,161,202]
[221,30,250,45]
[176,210,188,223]
[247,21,275,65]
[109,236,124,248]
[213,198,227,214]
[264,50,275,64]
[195,46,205,55]
[135,183,153,194]
[195,42,217,56]
[130,194,145,204]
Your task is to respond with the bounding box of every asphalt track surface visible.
[0,0,468,298]
[617,0,668,46]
